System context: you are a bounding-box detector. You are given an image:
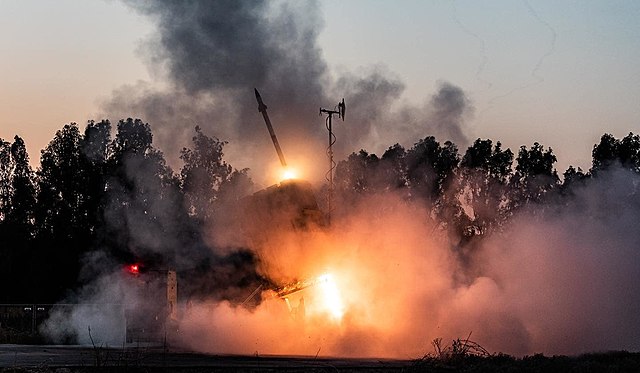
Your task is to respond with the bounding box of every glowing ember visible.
[316,273,344,320]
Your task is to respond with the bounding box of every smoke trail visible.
[523,0,557,83]
[481,1,557,115]
[451,0,492,90]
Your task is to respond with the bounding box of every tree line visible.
[0,119,254,303]
[333,132,640,260]
[1,118,639,303]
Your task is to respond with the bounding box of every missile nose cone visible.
[255,88,267,112]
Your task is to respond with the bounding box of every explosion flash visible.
[316,273,344,320]
[274,272,345,321]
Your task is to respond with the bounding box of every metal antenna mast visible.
[320,98,345,222]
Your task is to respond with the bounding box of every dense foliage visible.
[0,120,254,303]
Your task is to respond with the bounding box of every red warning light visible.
[127,264,140,274]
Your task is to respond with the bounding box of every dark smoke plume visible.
[104,0,472,185]
[106,0,330,182]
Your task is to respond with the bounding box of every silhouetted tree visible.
[96,118,213,272]
[618,132,640,172]
[459,139,514,238]
[379,144,408,192]
[1,136,37,301]
[7,136,37,233]
[0,139,11,222]
[180,126,233,223]
[35,124,84,237]
[335,149,380,199]
[592,133,620,172]
[33,123,90,300]
[101,119,176,265]
[0,138,14,302]
[79,120,111,240]
[592,132,640,173]
[180,126,254,250]
[510,142,559,208]
[406,136,460,203]
[560,165,588,196]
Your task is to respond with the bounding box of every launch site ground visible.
[2,345,640,372]
[0,344,411,372]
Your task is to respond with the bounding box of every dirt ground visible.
[0,344,410,372]
[1,345,640,372]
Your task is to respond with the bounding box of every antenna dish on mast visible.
[319,97,347,223]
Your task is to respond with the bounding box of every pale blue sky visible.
[1,0,639,172]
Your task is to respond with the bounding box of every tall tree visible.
[100,118,206,270]
[180,126,253,248]
[0,136,37,301]
[35,124,84,237]
[459,139,513,237]
[33,123,88,300]
[0,139,12,222]
[180,126,233,224]
[406,136,460,203]
[0,138,14,302]
[379,144,408,192]
[7,136,37,233]
[334,149,380,200]
[79,120,112,239]
[510,142,559,208]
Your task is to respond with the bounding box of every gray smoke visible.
[105,0,330,181]
[55,0,636,356]
[467,166,640,355]
[104,0,472,184]
[76,0,472,351]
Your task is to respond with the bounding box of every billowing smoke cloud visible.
[103,0,472,185]
[46,0,640,359]
[470,166,640,355]
[168,166,640,358]
[336,72,471,153]
[43,165,640,356]
[105,0,330,184]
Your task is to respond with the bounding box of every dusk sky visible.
[1,0,639,175]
